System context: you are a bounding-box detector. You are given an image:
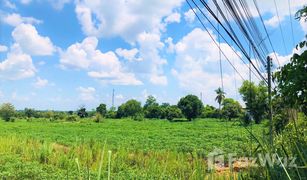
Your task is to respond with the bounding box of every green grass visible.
[0,118,264,154]
[0,118,265,179]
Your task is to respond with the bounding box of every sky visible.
[0,0,306,111]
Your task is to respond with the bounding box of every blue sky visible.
[0,0,306,111]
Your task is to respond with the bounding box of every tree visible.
[221,98,242,121]
[165,105,182,121]
[144,95,161,119]
[106,107,117,119]
[24,108,37,118]
[239,81,268,124]
[96,103,107,117]
[116,99,142,118]
[159,103,170,119]
[177,95,203,121]
[274,37,307,115]
[201,105,219,118]
[77,106,88,118]
[0,103,15,122]
[215,87,226,109]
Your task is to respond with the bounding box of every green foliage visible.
[24,108,37,118]
[221,98,242,121]
[0,103,15,122]
[116,99,142,118]
[132,112,144,121]
[274,41,307,115]
[165,105,182,121]
[105,107,117,119]
[96,103,107,117]
[215,87,226,107]
[65,115,79,122]
[201,105,219,118]
[93,113,103,123]
[178,95,203,121]
[77,106,88,118]
[143,96,162,119]
[239,80,268,124]
[295,6,307,21]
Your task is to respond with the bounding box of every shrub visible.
[65,115,78,122]
[133,112,144,121]
[106,107,117,119]
[166,106,182,121]
[93,113,103,123]
[0,103,15,122]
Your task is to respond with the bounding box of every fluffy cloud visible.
[164,12,181,24]
[115,48,141,62]
[172,28,251,105]
[75,0,183,42]
[0,49,36,80]
[20,0,32,5]
[33,77,49,88]
[77,86,96,101]
[60,37,142,85]
[184,9,196,23]
[125,32,168,85]
[3,0,16,9]
[208,0,305,28]
[1,13,42,27]
[12,23,55,56]
[0,45,8,52]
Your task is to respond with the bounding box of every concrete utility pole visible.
[112,89,115,108]
[267,56,273,147]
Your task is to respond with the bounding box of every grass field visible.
[0,118,265,179]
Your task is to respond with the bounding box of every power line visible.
[273,0,288,53]
[253,0,281,67]
[196,0,268,84]
[288,0,295,47]
[186,0,246,81]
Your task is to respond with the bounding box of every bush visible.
[166,106,182,121]
[133,112,144,121]
[0,103,15,122]
[93,113,103,123]
[106,107,117,119]
[65,115,78,122]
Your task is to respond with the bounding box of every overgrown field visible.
[0,118,265,179]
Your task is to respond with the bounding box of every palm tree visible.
[215,87,225,110]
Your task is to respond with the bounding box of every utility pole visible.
[112,89,115,108]
[267,56,273,147]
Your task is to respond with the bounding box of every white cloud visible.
[33,77,49,88]
[1,13,42,27]
[300,19,307,34]
[184,9,195,23]
[208,0,306,28]
[126,32,168,85]
[60,37,142,85]
[77,86,96,101]
[172,28,250,105]
[48,0,72,10]
[115,48,142,62]
[165,37,175,53]
[12,23,55,56]
[20,0,32,5]
[75,0,183,42]
[264,15,283,28]
[115,94,124,99]
[164,12,181,24]
[0,49,36,80]
[3,0,16,9]
[0,45,8,52]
